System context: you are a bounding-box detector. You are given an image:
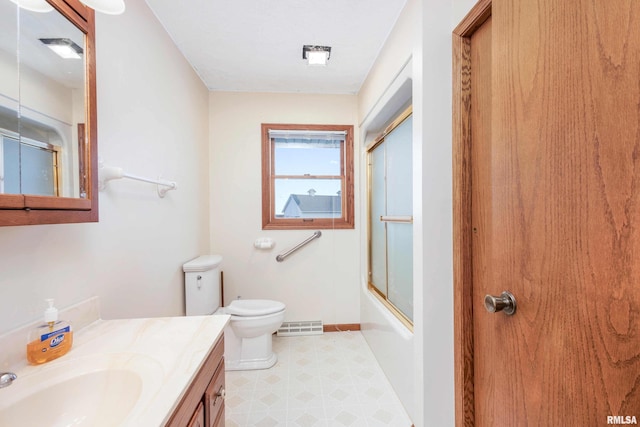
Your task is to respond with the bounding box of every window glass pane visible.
[2,137,20,194]
[274,139,341,176]
[20,143,55,196]
[274,178,342,218]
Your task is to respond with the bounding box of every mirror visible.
[0,0,97,226]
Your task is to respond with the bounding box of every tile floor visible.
[224,331,412,427]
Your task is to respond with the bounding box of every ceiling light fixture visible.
[78,0,125,15]
[39,38,83,59]
[302,45,331,66]
[9,0,54,13]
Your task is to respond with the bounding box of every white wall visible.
[357,0,420,421]
[455,0,481,23]
[209,91,360,325]
[20,65,74,125]
[0,0,210,335]
[358,0,480,426]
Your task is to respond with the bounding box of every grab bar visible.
[276,231,322,262]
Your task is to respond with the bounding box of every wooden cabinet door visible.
[187,402,205,427]
[205,360,225,427]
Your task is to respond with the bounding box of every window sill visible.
[262,217,354,230]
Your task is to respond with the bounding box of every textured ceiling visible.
[144,0,407,94]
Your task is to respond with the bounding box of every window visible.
[261,123,354,230]
[1,130,60,196]
[367,106,413,328]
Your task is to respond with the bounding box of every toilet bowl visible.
[182,255,285,371]
[218,299,285,370]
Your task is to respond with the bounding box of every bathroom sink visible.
[0,370,141,426]
[0,353,164,427]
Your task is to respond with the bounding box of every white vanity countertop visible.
[1,314,230,426]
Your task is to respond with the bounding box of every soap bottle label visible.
[40,325,71,343]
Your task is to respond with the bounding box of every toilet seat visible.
[225,299,285,317]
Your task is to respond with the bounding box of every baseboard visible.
[323,323,361,332]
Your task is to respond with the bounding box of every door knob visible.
[484,291,517,315]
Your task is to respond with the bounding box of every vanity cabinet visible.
[166,335,225,427]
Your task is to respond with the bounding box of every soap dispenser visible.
[26,299,73,365]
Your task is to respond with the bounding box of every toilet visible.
[182,255,285,371]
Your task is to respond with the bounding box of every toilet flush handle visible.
[197,275,202,289]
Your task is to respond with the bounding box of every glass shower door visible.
[368,110,413,323]
[370,144,387,296]
[385,115,412,320]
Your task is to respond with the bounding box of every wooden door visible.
[454,0,640,425]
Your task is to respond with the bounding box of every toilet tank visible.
[182,255,223,316]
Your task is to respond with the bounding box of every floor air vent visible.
[277,320,323,337]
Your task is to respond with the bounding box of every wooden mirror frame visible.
[0,0,98,226]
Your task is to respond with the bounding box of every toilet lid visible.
[226,299,286,316]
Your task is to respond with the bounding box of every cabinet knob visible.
[212,385,226,407]
[216,387,226,399]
